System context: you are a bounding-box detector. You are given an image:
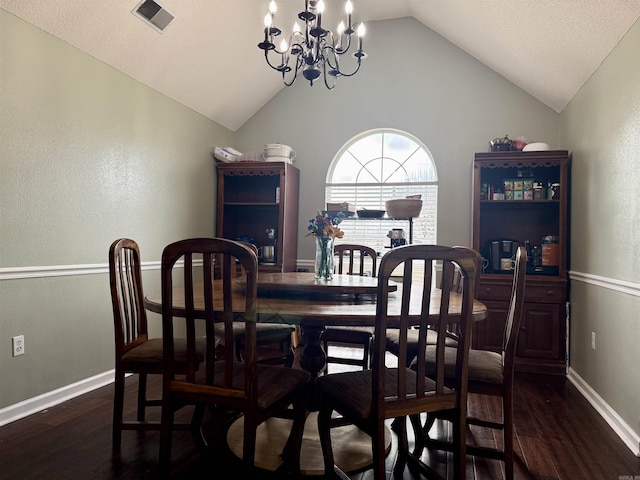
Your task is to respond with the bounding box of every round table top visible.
[144,272,487,328]
[235,271,396,296]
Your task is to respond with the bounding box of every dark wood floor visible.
[1,346,639,480]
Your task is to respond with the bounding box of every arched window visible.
[326,129,438,252]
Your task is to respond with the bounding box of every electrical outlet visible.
[12,335,25,356]
[591,332,596,350]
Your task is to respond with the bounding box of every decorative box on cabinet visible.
[471,151,570,375]
[216,162,299,272]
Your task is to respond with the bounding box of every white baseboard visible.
[0,370,115,427]
[567,367,640,456]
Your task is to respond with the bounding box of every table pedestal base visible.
[227,412,391,476]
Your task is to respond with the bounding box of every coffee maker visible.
[490,239,520,273]
[387,229,406,248]
[259,227,277,264]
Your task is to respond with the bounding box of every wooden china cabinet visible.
[216,161,299,272]
[472,150,570,375]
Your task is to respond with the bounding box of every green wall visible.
[560,17,640,448]
[0,9,233,408]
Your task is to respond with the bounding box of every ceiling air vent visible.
[132,0,174,32]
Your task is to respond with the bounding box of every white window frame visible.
[325,128,438,254]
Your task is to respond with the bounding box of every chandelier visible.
[258,0,367,89]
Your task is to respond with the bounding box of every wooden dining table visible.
[144,271,487,476]
[144,271,488,380]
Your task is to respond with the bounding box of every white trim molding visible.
[0,371,115,427]
[567,368,640,456]
[569,270,640,297]
[1,260,168,281]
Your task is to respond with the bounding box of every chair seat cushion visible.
[213,361,310,411]
[122,337,207,364]
[386,328,458,363]
[214,322,295,345]
[315,368,445,422]
[321,326,375,343]
[416,346,504,385]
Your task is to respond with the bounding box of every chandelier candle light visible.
[258,0,367,89]
[307,211,344,280]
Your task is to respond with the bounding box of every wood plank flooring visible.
[1,346,639,480]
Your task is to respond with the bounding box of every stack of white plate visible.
[522,142,550,151]
[263,144,296,163]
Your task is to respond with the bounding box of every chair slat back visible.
[445,246,483,338]
[335,243,378,277]
[502,246,527,369]
[371,244,477,419]
[161,238,259,406]
[450,246,482,296]
[109,238,148,357]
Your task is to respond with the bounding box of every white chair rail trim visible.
[569,270,640,297]
[3,264,639,296]
[0,260,180,281]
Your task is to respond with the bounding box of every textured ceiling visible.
[2,0,639,131]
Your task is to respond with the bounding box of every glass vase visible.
[314,236,335,280]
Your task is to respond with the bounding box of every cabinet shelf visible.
[223,202,280,206]
[341,217,414,244]
[480,199,559,205]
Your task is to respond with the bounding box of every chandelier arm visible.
[333,58,363,78]
[334,34,353,55]
[322,43,365,78]
[283,70,297,87]
[322,45,339,71]
[322,63,337,90]
[263,50,288,72]
[282,53,304,87]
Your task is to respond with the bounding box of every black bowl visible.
[357,209,385,219]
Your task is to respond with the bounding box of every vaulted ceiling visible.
[2,0,639,131]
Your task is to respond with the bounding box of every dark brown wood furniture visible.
[216,161,299,273]
[320,244,378,373]
[472,151,570,374]
[315,245,480,480]
[158,238,309,475]
[108,238,205,459]
[421,245,528,480]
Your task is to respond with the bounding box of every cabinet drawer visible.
[478,283,511,302]
[478,279,566,304]
[525,284,566,303]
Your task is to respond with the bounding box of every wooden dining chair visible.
[158,238,310,475]
[320,243,377,373]
[418,246,527,480]
[385,245,483,368]
[215,241,296,367]
[108,238,206,459]
[316,244,478,480]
